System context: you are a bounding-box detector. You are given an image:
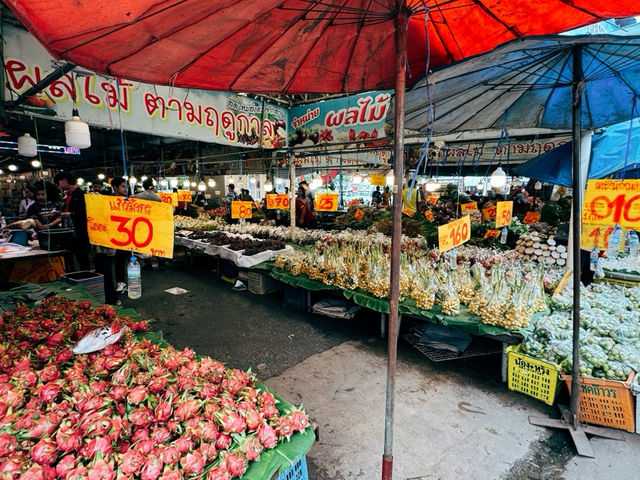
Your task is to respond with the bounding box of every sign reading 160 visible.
[110,215,153,248]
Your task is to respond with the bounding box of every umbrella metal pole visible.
[382,7,407,480]
[289,154,296,239]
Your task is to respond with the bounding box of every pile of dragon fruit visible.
[0,297,309,479]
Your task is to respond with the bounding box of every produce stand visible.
[0,245,66,287]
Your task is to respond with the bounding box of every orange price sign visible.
[158,192,178,206]
[315,193,339,211]
[438,215,471,252]
[231,201,253,219]
[354,208,364,221]
[582,179,640,228]
[461,201,478,213]
[177,189,192,202]
[495,201,513,228]
[402,208,415,217]
[522,211,541,224]
[85,195,174,258]
[266,193,290,210]
[424,209,434,221]
[484,229,500,239]
[580,223,623,251]
[426,194,438,205]
[482,206,497,220]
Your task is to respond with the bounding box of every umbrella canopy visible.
[6,1,640,94]
[404,35,640,134]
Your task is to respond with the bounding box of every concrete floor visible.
[121,253,639,480]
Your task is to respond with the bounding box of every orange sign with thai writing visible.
[482,205,497,220]
[424,209,434,221]
[85,195,174,258]
[315,193,339,211]
[495,201,513,228]
[580,223,625,251]
[266,193,290,210]
[354,208,364,220]
[484,229,500,239]
[438,215,471,252]
[461,202,477,212]
[582,179,640,229]
[158,192,178,206]
[402,208,415,217]
[231,201,253,219]
[177,190,192,202]
[522,211,541,224]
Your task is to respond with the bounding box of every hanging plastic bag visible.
[72,325,130,354]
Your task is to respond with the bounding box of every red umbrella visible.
[7,1,640,478]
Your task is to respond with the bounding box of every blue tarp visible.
[513,120,640,185]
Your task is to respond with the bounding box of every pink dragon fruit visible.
[154,399,173,423]
[158,444,181,466]
[241,435,264,461]
[257,423,278,449]
[119,449,146,476]
[31,438,58,465]
[222,451,248,478]
[55,421,82,452]
[215,433,232,450]
[206,465,231,480]
[127,385,149,404]
[174,399,200,421]
[216,410,246,434]
[243,409,262,431]
[140,455,164,480]
[288,409,309,432]
[274,416,294,440]
[55,453,77,478]
[0,432,17,456]
[158,468,184,480]
[180,451,205,477]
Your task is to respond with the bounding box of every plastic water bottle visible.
[127,255,142,299]
[606,225,622,259]
[629,231,639,258]
[0,216,6,229]
[589,248,599,271]
[500,227,508,244]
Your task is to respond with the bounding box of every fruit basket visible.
[506,345,561,405]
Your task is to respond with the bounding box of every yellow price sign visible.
[86,195,174,258]
[266,193,290,210]
[580,223,624,251]
[402,208,415,217]
[484,229,500,239]
[158,192,178,206]
[354,208,364,220]
[315,193,339,211]
[582,179,640,228]
[495,201,513,228]
[461,201,477,212]
[424,209,434,221]
[177,189,192,202]
[231,201,253,219]
[369,174,386,186]
[482,205,496,220]
[438,215,471,252]
[522,211,541,224]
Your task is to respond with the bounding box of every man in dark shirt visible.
[53,171,90,271]
[26,181,61,230]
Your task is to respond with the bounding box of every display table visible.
[0,245,66,287]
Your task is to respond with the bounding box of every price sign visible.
[266,193,290,210]
[315,193,339,211]
[402,208,415,217]
[461,202,478,213]
[438,215,471,252]
[482,205,497,220]
[158,192,178,206]
[424,209,434,221]
[495,201,513,228]
[85,195,174,258]
[522,211,541,224]
[354,208,364,221]
[580,223,624,251]
[426,194,438,205]
[582,179,640,228]
[484,229,500,239]
[177,190,192,202]
[231,201,253,219]
[369,174,386,186]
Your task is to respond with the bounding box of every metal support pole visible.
[382,7,407,480]
[289,154,296,240]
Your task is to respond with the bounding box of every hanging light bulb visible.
[425,179,438,192]
[169,178,178,188]
[140,175,148,182]
[311,177,323,190]
[129,176,137,186]
[352,172,363,184]
[208,178,215,188]
[511,177,523,187]
[0,169,4,175]
[8,164,17,172]
[98,173,106,180]
[18,133,37,157]
[198,181,206,192]
[250,176,257,184]
[476,181,484,191]
[183,180,190,188]
[65,109,91,149]
[490,166,507,188]
[160,178,168,187]
[77,177,85,186]
[31,159,41,168]
[264,180,273,191]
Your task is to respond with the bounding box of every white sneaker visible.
[116,282,127,293]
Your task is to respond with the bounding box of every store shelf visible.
[403,332,503,362]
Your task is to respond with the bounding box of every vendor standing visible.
[53,172,90,271]
[26,181,61,230]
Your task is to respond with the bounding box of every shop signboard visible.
[495,201,513,228]
[85,195,174,258]
[438,215,471,252]
[2,24,288,149]
[231,201,253,219]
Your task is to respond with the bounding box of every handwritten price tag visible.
[315,193,338,211]
[580,223,624,251]
[461,202,478,212]
[495,201,513,228]
[266,193,290,210]
[231,201,253,219]
[402,208,415,217]
[424,209,434,221]
[482,206,496,220]
[354,208,364,221]
[85,195,174,258]
[582,179,640,228]
[438,215,471,253]
[484,229,500,239]
[522,211,541,224]
[177,190,192,202]
[426,194,438,205]
[158,192,178,206]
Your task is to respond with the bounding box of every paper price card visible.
[484,229,500,239]
[495,201,513,228]
[438,215,471,252]
[424,209,434,221]
[266,193,290,210]
[231,201,253,219]
[582,179,640,228]
[426,194,438,205]
[369,174,386,186]
[177,189,192,202]
[315,193,339,211]
[482,205,496,220]
[461,201,478,212]
[522,211,541,224]
[580,223,625,251]
[354,208,364,220]
[86,195,174,259]
[158,192,178,206]
[402,208,415,217]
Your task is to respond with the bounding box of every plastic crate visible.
[61,271,105,303]
[562,371,636,433]
[506,345,561,405]
[283,285,308,311]
[248,271,282,295]
[271,456,308,480]
[630,374,639,435]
